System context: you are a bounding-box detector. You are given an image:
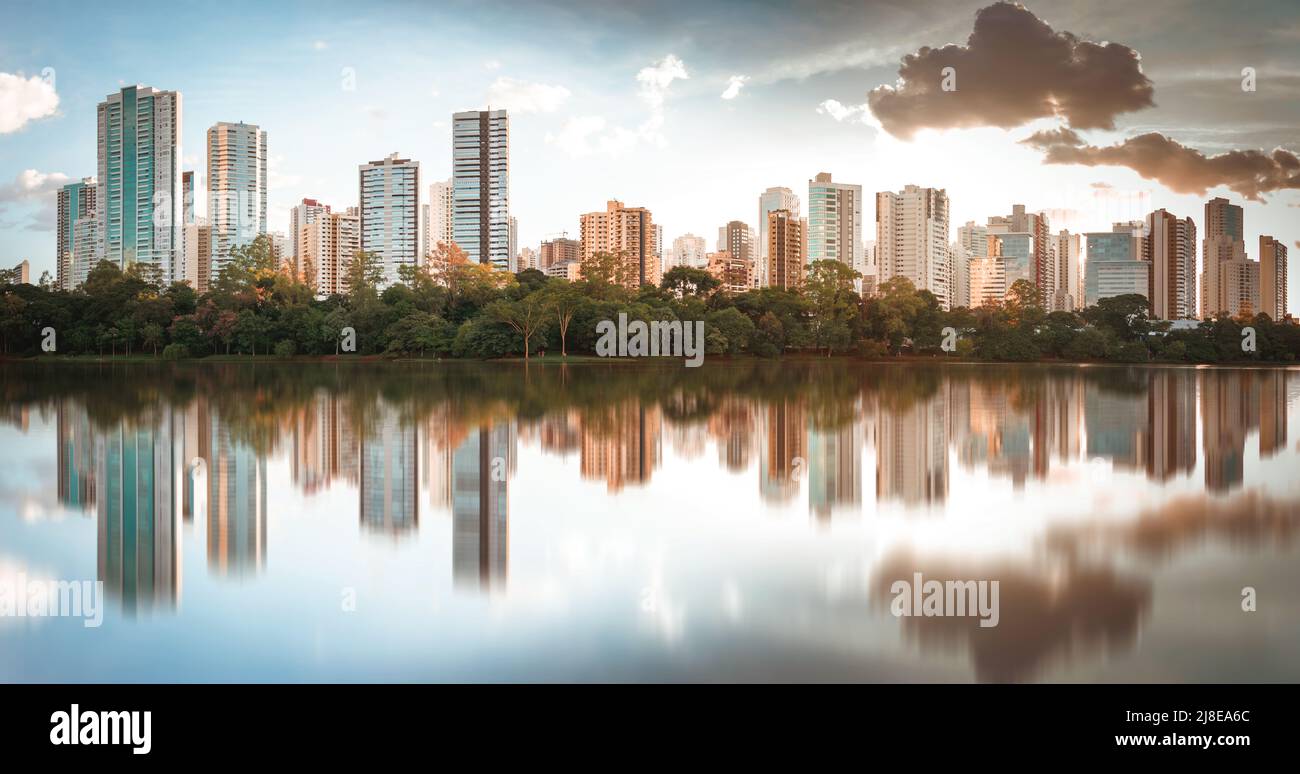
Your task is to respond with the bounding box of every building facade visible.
[1145,209,1197,320]
[206,121,268,272]
[452,109,510,268]
[875,185,951,308]
[359,153,419,288]
[766,209,804,290]
[1260,235,1288,321]
[57,177,96,290]
[96,84,183,282]
[807,172,864,274]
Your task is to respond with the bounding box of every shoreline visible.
[4,353,1297,369]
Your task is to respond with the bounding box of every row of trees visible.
[2,235,1297,363]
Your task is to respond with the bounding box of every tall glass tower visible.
[96,85,183,283]
[452,109,510,269]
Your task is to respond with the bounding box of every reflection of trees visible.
[873,554,1150,683]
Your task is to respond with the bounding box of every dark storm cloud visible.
[867,2,1154,139]
[1022,128,1300,201]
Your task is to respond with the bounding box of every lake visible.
[1,359,1297,682]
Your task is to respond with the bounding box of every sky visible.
[1,0,1298,305]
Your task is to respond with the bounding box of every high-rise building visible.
[300,209,361,297]
[71,217,98,289]
[1051,230,1082,312]
[706,250,754,293]
[969,255,1006,308]
[182,171,195,224]
[56,177,96,290]
[452,109,510,269]
[723,220,752,263]
[766,209,804,289]
[359,153,419,287]
[1260,236,1288,321]
[1145,209,1197,320]
[670,233,707,269]
[580,200,659,287]
[987,204,1052,295]
[1084,225,1147,307]
[508,216,518,271]
[807,172,864,274]
[758,186,800,286]
[96,84,183,282]
[288,198,330,272]
[539,236,580,271]
[1201,197,1256,319]
[183,218,211,294]
[875,185,951,308]
[422,178,454,258]
[206,121,267,273]
[953,221,988,309]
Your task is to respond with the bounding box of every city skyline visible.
[3,0,1298,309]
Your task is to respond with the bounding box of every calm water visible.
[1,360,1297,683]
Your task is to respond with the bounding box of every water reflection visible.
[3,361,1298,682]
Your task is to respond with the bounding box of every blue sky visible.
[2,0,1298,306]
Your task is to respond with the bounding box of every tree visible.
[141,322,165,355]
[539,281,583,357]
[803,260,861,355]
[661,266,720,299]
[485,295,547,361]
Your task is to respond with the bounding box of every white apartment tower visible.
[359,153,420,287]
[207,121,268,272]
[875,185,951,309]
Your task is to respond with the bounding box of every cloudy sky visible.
[1,0,1298,303]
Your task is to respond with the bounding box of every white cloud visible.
[313,40,328,51]
[546,116,639,157]
[483,59,502,71]
[548,54,688,157]
[485,77,571,114]
[817,98,872,124]
[0,72,60,134]
[721,75,748,100]
[0,169,70,202]
[637,54,689,110]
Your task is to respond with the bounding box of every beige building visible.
[766,209,804,290]
[1200,197,1255,319]
[300,209,361,297]
[968,256,1006,309]
[1260,235,1288,321]
[579,200,659,287]
[539,236,580,271]
[875,185,951,308]
[706,250,754,293]
[183,219,212,294]
[1145,209,1197,320]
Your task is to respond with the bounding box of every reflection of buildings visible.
[1145,370,1197,481]
[291,391,358,495]
[760,399,807,503]
[877,392,947,504]
[96,415,181,613]
[1259,370,1288,457]
[57,401,97,513]
[208,412,268,576]
[708,397,754,473]
[452,423,513,590]
[808,422,861,519]
[360,401,419,535]
[1200,370,1257,493]
[581,404,662,493]
[1085,383,1149,471]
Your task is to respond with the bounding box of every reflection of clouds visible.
[873,553,1150,683]
[1048,490,1300,562]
